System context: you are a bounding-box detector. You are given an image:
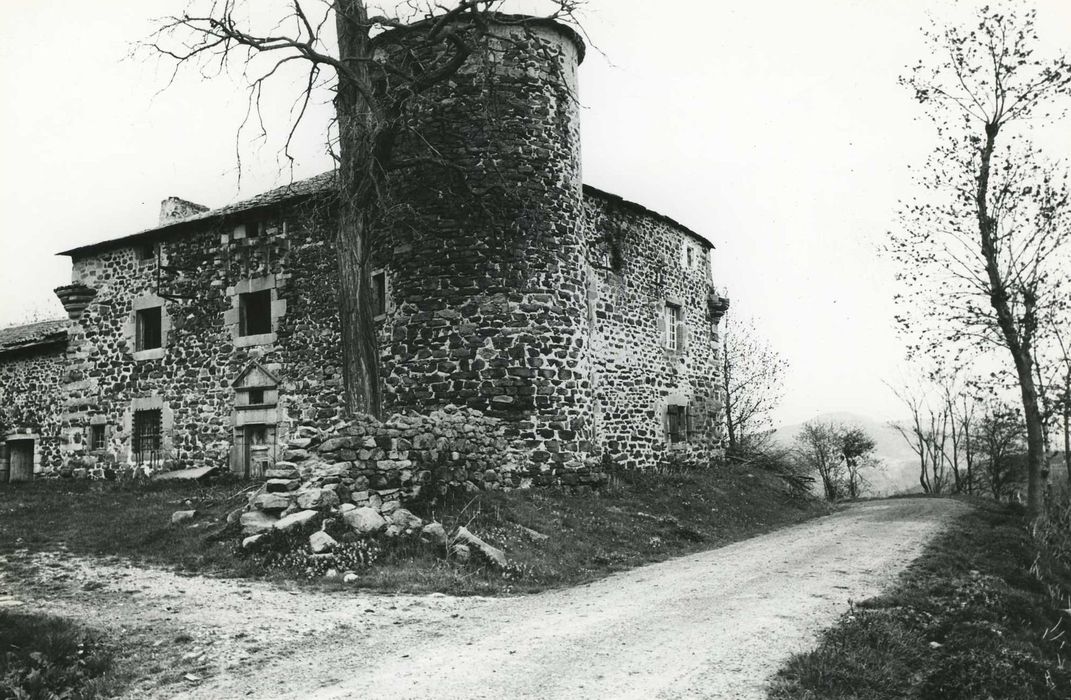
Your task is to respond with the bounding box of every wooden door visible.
[244,425,270,478]
[8,440,33,482]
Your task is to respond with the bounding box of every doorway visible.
[7,440,34,482]
[237,424,274,478]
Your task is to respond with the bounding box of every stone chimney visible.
[159,197,209,225]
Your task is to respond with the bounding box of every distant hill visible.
[770,411,922,497]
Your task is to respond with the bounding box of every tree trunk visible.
[722,338,736,452]
[975,121,1044,516]
[334,0,382,418]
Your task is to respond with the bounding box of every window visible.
[132,409,162,463]
[239,290,272,336]
[686,246,694,268]
[136,307,162,350]
[664,303,682,351]
[248,388,265,405]
[666,405,689,445]
[246,220,261,238]
[136,242,156,261]
[90,424,106,451]
[372,270,387,317]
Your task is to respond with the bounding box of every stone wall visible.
[583,190,726,469]
[0,343,68,479]
[242,404,605,528]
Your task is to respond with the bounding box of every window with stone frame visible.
[371,270,387,317]
[89,424,106,451]
[664,303,683,351]
[136,307,163,351]
[239,290,273,336]
[666,404,690,444]
[136,241,156,261]
[132,409,162,463]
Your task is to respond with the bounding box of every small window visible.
[136,307,163,351]
[136,242,156,261]
[246,220,261,238]
[372,271,387,317]
[133,409,162,462]
[90,424,106,451]
[666,405,689,444]
[686,246,694,268]
[240,290,272,336]
[664,303,682,351]
[248,388,265,405]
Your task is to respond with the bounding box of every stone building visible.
[0,15,729,485]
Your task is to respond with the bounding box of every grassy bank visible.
[0,609,118,700]
[0,460,827,595]
[769,498,1071,699]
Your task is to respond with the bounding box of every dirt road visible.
[1,498,967,699]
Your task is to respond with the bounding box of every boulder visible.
[379,500,402,516]
[342,572,359,584]
[242,534,266,550]
[453,526,507,567]
[171,510,197,525]
[450,543,471,563]
[252,493,291,513]
[420,522,448,547]
[153,466,219,482]
[274,509,319,533]
[343,506,387,536]
[339,503,357,514]
[384,524,403,538]
[391,508,423,531]
[264,468,299,480]
[240,511,278,536]
[297,488,340,510]
[309,530,337,554]
[266,478,300,493]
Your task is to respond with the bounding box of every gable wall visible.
[583,194,725,469]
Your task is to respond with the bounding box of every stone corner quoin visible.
[0,14,731,498]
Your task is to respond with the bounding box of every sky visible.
[1,0,1070,426]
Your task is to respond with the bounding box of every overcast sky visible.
[1,0,1069,425]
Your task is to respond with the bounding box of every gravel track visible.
[0,497,967,699]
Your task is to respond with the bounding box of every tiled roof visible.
[58,170,712,255]
[0,319,68,354]
[582,184,713,249]
[58,171,338,257]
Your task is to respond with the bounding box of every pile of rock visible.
[239,496,507,573]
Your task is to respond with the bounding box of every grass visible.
[769,498,1071,699]
[0,460,828,595]
[0,609,119,699]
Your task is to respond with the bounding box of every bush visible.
[0,610,116,700]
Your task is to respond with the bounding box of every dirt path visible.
[0,498,967,699]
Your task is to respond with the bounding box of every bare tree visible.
[721,315,788,455]
[148,0,583,418]
[892,5,1071,516]
[888,378,957,495]
[795,420,843,501]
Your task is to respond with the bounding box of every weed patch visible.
[0,610,118,700]
[770,499,1071,699]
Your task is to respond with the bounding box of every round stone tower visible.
[373,15,594,475]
